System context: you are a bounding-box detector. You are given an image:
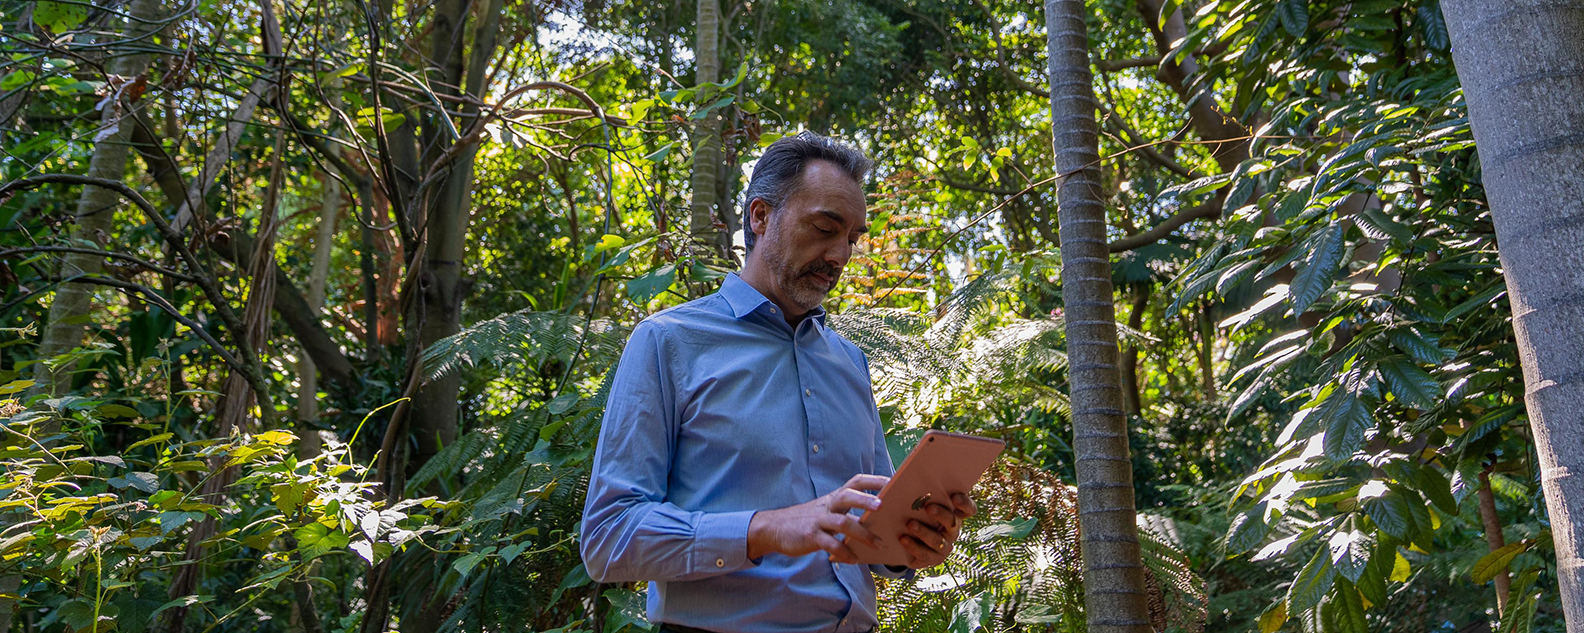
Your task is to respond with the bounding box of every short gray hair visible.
[741,132,873,253]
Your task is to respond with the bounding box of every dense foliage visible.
[0,0,1565,631]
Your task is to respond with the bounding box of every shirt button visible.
[805,388,812,396]
[812,444,821,453]
[715,558,724,568]
[769,307,777,313]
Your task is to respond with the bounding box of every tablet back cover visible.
[851,430,1004,566]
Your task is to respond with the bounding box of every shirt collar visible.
[720,272,827,327]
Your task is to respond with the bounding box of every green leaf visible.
[641,143,673,163]
[126,432,173,451]
[1290,222,1345,313]
[690,95,735,120]
[150,595,213,618]
[109,471,159,493]
[0,379,34,395]
[452,551,487,577]
[1377,356,1441,409]
[1498,596,1537,633]
[548,563,592,606]
[626,264,677,304]
[602,588,649,633]
[1328,529,1373,582]
[1442,284,1505,323]
[1278,0,1310,36]
[1472,541,1528,584]
[34,1,89,32]
[1331,581,1368,633]
[1319,388,1372,460]
[1227,503,1271,554]
[1288,546,1336,612]
[1389,328,1449,364]
[974,517,1037,541]
[1413,465,1458,515]
[948,591,994,633]
[1361,484,1411,540]
[1418,1,1450,51]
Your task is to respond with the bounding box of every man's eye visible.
[817,226,836,235]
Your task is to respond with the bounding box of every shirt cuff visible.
[693,510,758,575]
[872,563,916,580]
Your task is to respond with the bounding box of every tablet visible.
[850,430,1006,566]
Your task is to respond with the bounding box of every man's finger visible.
[843,473,890,492]
[898,535,932,567]
[950,492,978,518]
[907,519,947,551]
[821,513,882,548]
[828,488,882,513]
[815,531,859,564]
[925,503,957,529]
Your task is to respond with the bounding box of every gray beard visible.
[764,245,837,313]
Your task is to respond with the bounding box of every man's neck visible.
[739,257,807,327]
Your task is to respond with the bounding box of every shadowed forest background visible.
[0,0,1579,631]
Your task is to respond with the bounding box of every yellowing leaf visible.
[1259,601,1287,633]
[1472,541,1528,584]
[1391,551,1411,582]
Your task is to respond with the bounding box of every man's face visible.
[749,160,868,313]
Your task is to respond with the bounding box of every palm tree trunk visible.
[689,0,725,259]
[31,0,163,399]
[1044,0,1153,630]
[1441,0,1584,625]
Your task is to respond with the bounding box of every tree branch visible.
[0,174,275,419]
[1108,201,1222,252]
[1,246,195,281]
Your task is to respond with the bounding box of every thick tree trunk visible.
[689,0,725,258]
[31,0,163,398]
[1441,0,1584,625]
[1045,0,1153,630]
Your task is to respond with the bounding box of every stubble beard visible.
[764,242,841,313]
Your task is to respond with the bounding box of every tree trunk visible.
[1121,283,1149,416]
[1441,0,1584,625]
[297,83,344,461]
[1478,467,1512,615]
[689,0,725,259]
[31,0,163,399]
[1045,0,1153,630]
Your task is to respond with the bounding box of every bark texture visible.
[1045,0,1153,630]
[688,0,725,257]
[1441,0,1584,625]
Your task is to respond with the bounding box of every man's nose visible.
[825,240,851,268]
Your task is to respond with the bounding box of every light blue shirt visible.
[580,273,905,633]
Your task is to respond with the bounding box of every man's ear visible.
[748,198,773,242]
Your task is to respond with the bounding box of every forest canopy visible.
[0,0,1580,632]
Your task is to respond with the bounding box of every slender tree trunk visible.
[1045,0,1153,630]
[1198,303,1217,398]
[31,0,163,399]
[297,83,344,461]
[1442,0,1584,625]
[1478,467,1512,615]
[689,0,725,259]
[1121,283,1149,416]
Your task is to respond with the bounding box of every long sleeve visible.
[579,321,758,583]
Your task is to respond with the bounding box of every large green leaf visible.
[1319,388,1372,460]
[602,588,649,633]
[1328,529,1372,582]
[1287,546,1336,612]
[1361,483,1411,540]
[1330,581,1368,633]
[1377,356,1441,409]
[1227,503,1272,554]
[1278,0,1310,36]
[1290,222,1345,313]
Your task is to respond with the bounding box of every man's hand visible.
[747,474,888,564]
[897,492,977,569]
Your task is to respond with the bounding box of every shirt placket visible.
[794,322,867,633]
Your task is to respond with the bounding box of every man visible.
[580,132,975,633]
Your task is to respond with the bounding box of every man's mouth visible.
[808,271,835,287]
